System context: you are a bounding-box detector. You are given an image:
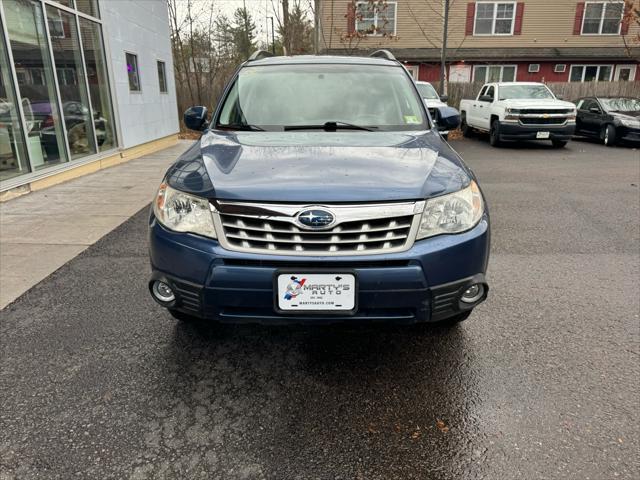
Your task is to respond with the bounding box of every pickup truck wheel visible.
[602,124,617,147]
[489,120,501,147]
[551,140,567,148]
[461,115,473,137]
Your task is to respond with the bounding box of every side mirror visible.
[555,94,564,100]
[433,106,461,132]
[479,95,493,103]
[439,94,449,103]
[184,106,208,131]
[589,107,601,114]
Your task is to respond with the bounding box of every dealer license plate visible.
[536,131,550,139]
[276,273,356,311]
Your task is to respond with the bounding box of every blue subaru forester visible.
[148,51,490,326]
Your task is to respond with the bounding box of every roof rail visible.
[369,49,396,61]
[248,50,274,61]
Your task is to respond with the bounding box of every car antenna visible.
[248,50,274,61]
[369,49,396,61]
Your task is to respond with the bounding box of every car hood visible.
[165,130,472,203]
[498,98,576,109]
[611,111,640,119]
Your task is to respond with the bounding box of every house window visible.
[126,52,141,92]
[473,64,517,82]
[528,64,540,73]
[569,65,614,82]
[582,2,623,35]
[474,2,516,35]
[554,64,567,73]
[356,1,397,36]
[157,60,167,93]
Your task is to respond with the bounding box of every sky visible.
[173,0,311,47]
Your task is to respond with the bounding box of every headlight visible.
[504,108,520,121]
[620,117,640,129]
[153,182,217,238]
[416,180,484,240]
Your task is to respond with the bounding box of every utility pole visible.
[314,0,320,54]
[268,16,275,54]
[282,0,290,55]
[439,0,450,96]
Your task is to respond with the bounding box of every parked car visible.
[41,101,108,156]
[574,97,640,147]
[459,82,577,148]
[148,51,489,327]
[415,81,456,140]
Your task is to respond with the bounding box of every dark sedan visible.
[574,96,640,147]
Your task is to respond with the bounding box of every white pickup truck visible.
[459,82,577,148]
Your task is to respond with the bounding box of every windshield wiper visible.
[217,123,265,131]
[283,121,374,132]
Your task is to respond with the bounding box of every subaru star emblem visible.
[296,208,335,229]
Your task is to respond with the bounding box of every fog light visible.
[461,283,484,304]
[152,281,175,302]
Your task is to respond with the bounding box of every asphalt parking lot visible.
[1,136,639,479]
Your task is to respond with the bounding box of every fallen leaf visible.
[436,420,449,433]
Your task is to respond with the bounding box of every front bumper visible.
[499,121,575,141]
[620,126,640,143]
[148,214,490,324]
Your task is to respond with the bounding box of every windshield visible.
[498,84,555,100]
[217,64,428,131]
[600,97,640,113]
[416,82,439,100]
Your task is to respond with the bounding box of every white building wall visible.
[100,0,179,149]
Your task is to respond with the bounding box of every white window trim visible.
[614,64,637,81]
[554,64,567,73]
[355,1,398,37]
[125,51,142,93]
[157,59,168,94]
[569,64,615,82]
[472,64,518,82]
[581,1,624,36]
[528,64,540,73]
[473,1,517,36]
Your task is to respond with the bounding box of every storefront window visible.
[0,28,30,181]
[47,5,96,159]
[4,0,68,170]
[0,0,117,187]
[79,17,116,151]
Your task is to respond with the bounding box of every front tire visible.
[489,119,501,147]
[602,124,617,147]
[551,139,568,148]
[461,114,473,138]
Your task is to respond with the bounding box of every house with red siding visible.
[320,0,640,83]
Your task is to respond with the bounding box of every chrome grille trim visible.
[211,201,425,256]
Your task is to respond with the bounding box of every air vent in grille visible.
[520,117,566,125]
[520,108,572,115]
[213,202,421,256]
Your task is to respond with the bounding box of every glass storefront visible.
[0,0,116,185]
[0,27,30,181]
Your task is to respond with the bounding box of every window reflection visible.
[4,0,68,169]
[76,0,100,18]
[0,28,30,181]
[79,17,116,151]
[47,5,96,159]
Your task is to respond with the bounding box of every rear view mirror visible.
[589,107,601,114]
[479,95,493,103]
[432,106,461,131]
[184,106,208,131]
[556,94,564,100]
[439,94,449,103]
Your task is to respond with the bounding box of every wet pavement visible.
[1,138,639,479]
